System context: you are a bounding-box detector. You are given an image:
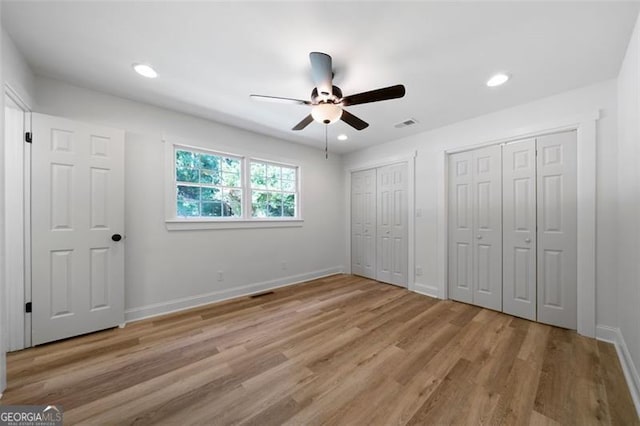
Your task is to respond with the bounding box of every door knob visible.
[525,238,532,243]
[386,231,390,235]
[364,229,368,233]
[111,234,123,242]
[476,235,482,240]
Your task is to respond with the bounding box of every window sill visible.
[165,218,304,231]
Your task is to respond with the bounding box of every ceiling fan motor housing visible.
[311,86,343,104]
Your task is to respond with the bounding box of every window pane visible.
[176,167,199,183]
[201,187,221,201]
[282,167,296,181]
[177,200,200,217]
[268,193,283,217]
[282,179,296,192]
[200,170,221,184]
[176,150,198,168]
[199,154,219,171]
[222,158,241,174]
[250,162,266,189]
[223,189,242,217]
[267,165,281,190]
[283,193,296,217]
[177,185,200,200]
[222,172,240,187]
[252,191,268,217]
[202,201,222,217]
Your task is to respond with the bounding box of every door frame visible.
[4,83,32,350]
[440,111,598,337]
[346,151,417,290]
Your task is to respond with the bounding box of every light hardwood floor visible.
[1,274,638,425]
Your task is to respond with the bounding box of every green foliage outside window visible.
[250,161,297,218]
[176,150,241,218]
[174,148,298,220]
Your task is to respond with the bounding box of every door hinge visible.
[25,132,32,143]
[25,302,32,313]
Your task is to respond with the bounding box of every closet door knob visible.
[476,235,482,240]
[111,234,122,242]
[525,238,532,243]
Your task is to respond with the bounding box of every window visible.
[250,161,298,218]
[169,143,300,226]
[175,149,242,218]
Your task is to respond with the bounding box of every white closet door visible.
[351,169,376,279]
[448,151,473,303]
[537,131,577,329]
[471,145,502,311]
[31,113,125,345]
[503,139,537,320]
[376,163,408,287]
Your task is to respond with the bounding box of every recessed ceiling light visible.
[486,73,510,87]
[337,134,348,141]
[133,63,158,79]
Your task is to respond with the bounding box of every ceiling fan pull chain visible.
[325,125,329,160]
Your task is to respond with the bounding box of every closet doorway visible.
[351,163,409,287]
[448,131,578,330]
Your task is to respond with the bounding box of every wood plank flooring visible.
[1,275,637,425]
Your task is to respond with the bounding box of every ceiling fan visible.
[250,52,406,132]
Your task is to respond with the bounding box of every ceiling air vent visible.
[394,118,419,128]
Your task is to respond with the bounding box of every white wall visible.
[2,28,34,108]
[344,79,618,329]
[617,12,640,410]
[34,75,345,320]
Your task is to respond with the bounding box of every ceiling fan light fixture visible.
[311,103,342,124]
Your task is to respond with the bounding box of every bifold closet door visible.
[448,145,502,310]
[448,151,473,303]
[351,169,376,279]
[537,131,577,329]
[471,145,502,310]
[503,139,537,321]
[377,163,408,287]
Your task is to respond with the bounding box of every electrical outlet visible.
[217,270,224,282]
[416,266,423,276]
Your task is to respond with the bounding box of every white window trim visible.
[164,139,304,230]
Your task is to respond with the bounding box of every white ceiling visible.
[3,1,639,154]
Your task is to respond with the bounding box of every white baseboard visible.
[124,266,344,323]
[413,282,440,299]
[596,325,640,418]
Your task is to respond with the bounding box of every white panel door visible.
[503,139,537,321]
[351,168,376,279]
[448,151,473,303]
[537,131,577,329]
[376,163,408,287]
[31,113,125,345]
[471,145,502,311]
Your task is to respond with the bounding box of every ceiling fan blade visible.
[310,52,333,97]
[250,94,310,105]
[292,114,314,131]
[341,109,369,131]
[341,84,406,107]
